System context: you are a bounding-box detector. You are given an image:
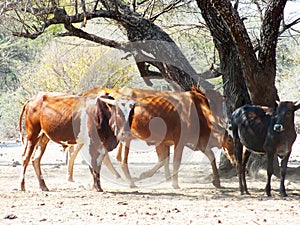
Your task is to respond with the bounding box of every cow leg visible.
[20,136,39,191]
[265,151,275,197]
[116,141,137,188]
[163,146,171,181]
[279,152,291,197]
[203,148,221,188]
[241,150,251,195]
[172,144,184,189]
[32,134,49,191]
[235,139,247,195]
[139,144,170,181]
[67,144,83,182]
[88,148,106,192]
[103,153,121,179]
[88,165,102,192]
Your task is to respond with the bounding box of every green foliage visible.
[19,37,138,96]
[0,23,56,93]
[0,92,23,139]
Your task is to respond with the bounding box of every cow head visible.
[273,101,300,133]
[99,97,145,140]
[222,129,236,165]
[94,96,119,151]
[211,122,236,166]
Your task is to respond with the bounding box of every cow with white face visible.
[19,92,119,192]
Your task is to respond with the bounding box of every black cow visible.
[231,101,300,197]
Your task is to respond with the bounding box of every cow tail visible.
[19,100,29,144]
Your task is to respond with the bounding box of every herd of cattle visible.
[18,86,300,197]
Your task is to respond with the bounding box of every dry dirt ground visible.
[0,138,300,225]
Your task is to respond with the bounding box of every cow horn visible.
[99,97,116,106]
[294,101,300,111]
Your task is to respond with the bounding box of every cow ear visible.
[260,106,274,115]
[294,102,300,111]
[266,108,275,115]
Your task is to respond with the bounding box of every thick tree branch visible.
[211,0,260,74]
[259,0,287,67]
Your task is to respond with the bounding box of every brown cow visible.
[19,92,118,191]
[102,86,234,189]
[20,92,121,183]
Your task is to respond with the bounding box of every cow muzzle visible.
[273,124,284,132]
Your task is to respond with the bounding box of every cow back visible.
[129,95,182,145]
[40,94,81,144]
[231,104,271,152]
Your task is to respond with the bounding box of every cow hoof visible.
[41,187,49,192]
[280,192,288,197]
[212,180,221,188]
[165,176,171,181]
[94,186,103,192]
[115,175,122,179]
[130,183,138,189]
[172,184,180,189]
[139,172,149,180]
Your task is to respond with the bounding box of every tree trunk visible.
[197,0,251,118]
[197,0,281,177]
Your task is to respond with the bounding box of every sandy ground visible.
[0,137,300,225]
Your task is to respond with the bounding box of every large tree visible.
[197,0,300,175]
[1,1,299,109]
[0,0,214,91]
[198,0,300,111]
[1,0,299,175]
